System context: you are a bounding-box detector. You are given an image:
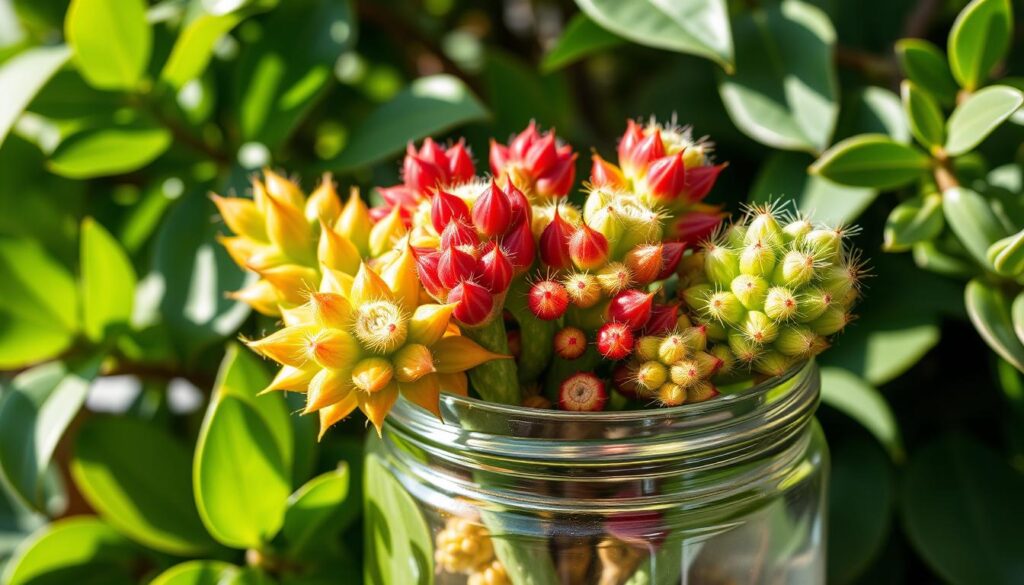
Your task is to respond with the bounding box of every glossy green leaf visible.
[883,193,944,251]
[0,236,79,368]
[283,464,350,557]
[966,278,1024,372]
[327,75,487,171]
[0,45,70,148]
[902,434,1024,585]
[194,394,290,549]
[988,229,1024,276]
[942,186,1007,267]
[574,0,732,70]
[947,0,1012,91]
[150,561,239,585]
[820,367,903,461]
[3,517,140,585]
[484,50,571,137]
[944,85,1023,156]
[80,218,135,343]
[0,465,46,566]
[718,0,837,153]
[810,134,930,189]
[48,121,172,179]
[541,13,623,73]
[749,151,876,225]
[912,238,979,279]
[1013,293,1024,349]
[836,87,910,144]
[901,81,944,150]
[365,451,433,585]
[70,416,215,555]
[0,359,98,510]
[161,12,245,89]
[895,38,958,106]
[224,566,276,585]
[65,0,151,90]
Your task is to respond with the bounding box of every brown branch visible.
[836,46,899,83]
[902,0,942,39]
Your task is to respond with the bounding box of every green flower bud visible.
[636,360,668,390]
[804,228,841,261]
[709,344,736,374]
[583,188,615,219]
[702,319,728,341]
[635,336,662,362]
[730,274,769,310]
[705,291,746,324]
[681,325,708,352]
[587,205,623,252]
[658,334,689,364]
[775,325,818,357]
[742,310,778,344]
[739,241,777,277]
[682,284,713,315]
[809,306,850,336]
[782,218,813,246]
[819,264,857,300]
[728,332,762,364]
[705,245,740,286]
[745,210,784,248]
[754,351,793,377]
[796,287,832,323]
[764,286,799,321]
[774,250,816,288]
[724,224,747,248]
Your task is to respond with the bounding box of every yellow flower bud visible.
[432,336,510,373]
[211,195,268,242]
[393,344,436,383]
[263,168,305,209]
[305,173,342,225]
[256,264,319,306]
[310,292,351,329]
[357,381,399,436]
[305,368,356,413]
[265,189,315,265]
[246,325,318,368]
[318,221,361,275]
[308,328,360,370]
[352,357,394,393]
[369,205,407,257]
[228,279,281,316]
[338,187,372,256]
[408,303,457,346]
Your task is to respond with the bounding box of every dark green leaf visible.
[895,38,958,107]
[80,218,136,343]
[326,75,487,171]
[947,0,1012,91]
[0,45,70,148]
[150,561,239,585]
[364,451,433,585]
[70,416,216,555]
[749,151,876,224]
[283,464,350,558]
[944,85,1023,156]
[483,51,571,137]
[3,517,141,585]
[902,434,1024,585]
[901,81,944,150]
[942,186,1007,267]
[48,120,172,179]
[574,0,732,70]
[820,367,903,461]
[912,239,978,279]
[810,134,929,189]
[883,193,944,251]
[965,278,1024,372]
[541,13,623,73]
[65,0,151,90]
[836,87,909,144]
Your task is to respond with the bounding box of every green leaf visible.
[947,0,1013,91]
[3,517,141,585]
[988,229,1024,276]
[65,0,151,90]
[194,394,290,549]
[942,186,1008,267]
[749,151,876,225]
[364,451,433,585]
[944,85,1023,156]
[895,38,959,107]
[283,464,350,558]
[1013,292,1024,349]
[326,75,488,171]
[80,218,136,343]
[718,1,837,153]
[0,236,79,369]
[150,561,239,585]
[0,359,99,510]
[810,134,930,189]
[70,416,216,556]
[48,120,172,179]
[0,45,70,148]
[541,13,623,73]
[483,51,571,137]
[913,238,978,279]
[574,0,732,70]
[820,367,903,461]
[836,87,910,144]
[901,81,944,150]
[161,11,245,90]
[902,434,1024,585]
[965,278,1024,372]
[883,193,944,252]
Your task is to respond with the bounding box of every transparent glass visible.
[365,360,827,585]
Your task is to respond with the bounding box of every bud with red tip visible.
[471,180,512,238]
[625,244,664,284]
[681,163,727,203]
[539,207,574,270]
[569,223,609,270]
[646,154,686,201]
[491,122,577,200]
[376,138,477,221]
[500,216,536,270]
[505,182,532,225]
[437,246,477,288]
[558,372,608,411]
[597,322,634,360]
[414,249,446,298]
[554,326,587,360]
[431,190,470,233]
[528,279,569,320]
[448,281,493,326]
[656,242,686,280]
[590,153,627,189]
[672,207,726,248]
[476,245,514,293]
[608,290,654,330]
[644,303,680,336]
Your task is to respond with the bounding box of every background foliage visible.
[0,0,1022,583]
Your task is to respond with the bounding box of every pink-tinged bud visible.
[505,182,532,225]
[472,180,512,238]
[644,303,680,335]
[448,281,493,326]
[590,154,627,189]
[608,290,654,330]
[440,220,478,249]
[525,132,558,176]
[617,120,644,167]
[446,139,474,183]
[431,190,471,233]
[656,242,686,280]
[500,216,536,270]
[413,249,446,298]
[539,207,574,269]
[536,154,576,198]
[672,209,726,248]
[477,245,514,293]
[597,322,634,360]
[625,244,664,284]
[681,163,727,203]
[646,154,686,201]
[558,372,607,412]
[627,129,666,175]
[404,154,444,194]
[528,279,569,320]
[437,246,477,288]
[569,223,609,270]
[687,381,719,403]
[554,326,587,360]
[489,140,510,176]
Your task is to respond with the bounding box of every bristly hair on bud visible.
[558,372,608,411]
[554,326,587,360]
[625,244,664,285]
[563,272,602,308]
[597,322,634,360]
[528,278,569,320]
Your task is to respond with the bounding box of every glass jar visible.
[365,360,827,585]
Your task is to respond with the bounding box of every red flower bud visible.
[617,120,644,167]
[528,279,569,320]
[536,154,576,199]
[510,121,540,160]
[489,140,510,176]
[672,209,726,248]
[417,138,446,168]
[681,163,727,203]
[539,207,574,269]
[646,154,686,201]
[624,244,663,284]
[446,139,475,184]
[500,216,536,270]
[558,372,607,412]
[597,322,634,360]
[448,281,493,326]
[569,223,609,270]
[644,303,680,336]
[413,249,446,298]
[477,244,514,293]
[525,132,558,176]
[431,190,471,234]
[626,129,665,174]
[608,289,654,330]
[471,180,512,238]
[437,246,477,288]
[440,220,478,249]
[505,182,532,225]
[590,154,627,189]
[403,154,444,194]
[554,326,587,360]
[656,242,686,280]
[612,362,645,400]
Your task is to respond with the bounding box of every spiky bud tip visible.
[554,326,587,360]
[558,372,608,411]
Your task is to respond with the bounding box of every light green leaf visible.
[836,86,910,144]
[364,451,433,585]
[70,416,216,556]
[65,0,151,90]
[820,367,903,461]
[161,12,245,89]
[150,561,239,585]
[947,0,1013,91]
[718,1,837,153]
[988,229,1024,276]
[574,0,732,70]
[541,13,623,73]
[283,464,350,557]
[0,45,70,149]
[942,186,1007,267]
[3,517,140,585]
[0,236,79,369]
[901,81,944,150]
[913,238,978,279]
[749,151,876,224]
[966,278,1024,373]
[883,193,944,252]
[80,218,136,343]
[902,434,1024,585]
[327,75,488,171]
[48,121,172,179]
[194,394,290,549]
[1013,293,1024,349]
[944,85,1023,156]
[810,134,930,189]
[895,38,958,107]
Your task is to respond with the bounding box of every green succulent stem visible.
[463,318,521,404]
[506,277,555,384]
